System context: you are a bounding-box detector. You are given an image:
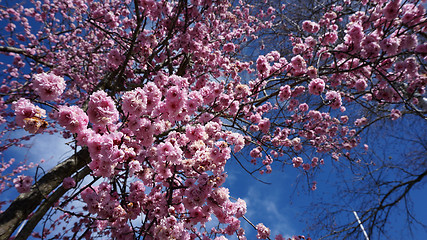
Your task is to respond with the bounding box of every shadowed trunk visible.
[0,148,90,240]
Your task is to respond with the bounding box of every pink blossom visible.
[355,79,368,92]
[256,223,271,239]
[249,113,262,123]
[279,85,291,101]
[226,132,245,152]
[415,43,427,54]
[200,86,216,104]
[302,163,310,170]
[302,20,320,33]
[267,6,275,15]
[128,160,142,176]
[325,91,342,109]
[76,128,95,146]
[292,157,303,168]
[292,86,305,97]
[347,23,364,43]
[288,99,299,111]
[308,78,325,95]
[299,103,309,112]
[311,181,317,191]
[401,4,423,24]
[390,109,401,120]
[186,91,203,114]
[290,55,306,73]
[55,105,88,134]
[233,198,247,218]
[322,32,338,45]
[144,82,162,111]
[256,55,270,77]
[293,43,307,55]
[362,36,381,58]
[32,73,66,101]
[107,49,124,69]
[12,98,46,131]
[267,51,281,61]
[275,234,286,240]
[168,75,189,88]
[258,118,271,134]
[250,147,262,158]
[186,125,208,142]
[380,37,400,55]
[13,175,33,193]
[63,177,76,189]
[400,34,417,50]
[87,90,119,126]
[307,66,317,78]
[166,86,183,102]
[209,187,229,206]
[3,0,426,238]
[405,57,419,74]
[214,236,228,240]
[223,42,235,52]
[157,141,182,164]
[128,181,145,203]
[165,98,184,117]
[383,0,401,20]
[122,87,147,116]
[324,11,337,20]
[311,157,319,167]
[5,23,16,32]
[354,117,368,126]
[235,84,251,97]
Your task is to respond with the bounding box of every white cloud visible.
[243,180,299,238]
[27,133,75,169]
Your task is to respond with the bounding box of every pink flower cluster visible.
[383,0,400,20]
[12,98,47,133]
[13,175,33,193]
[86,132,126,178]
[62,177,76,189]
[290,55,306,75]
[107,49,124,70]
[87,90,119,126]
[279,85,291,101]
[325,91,342,109]
[256,223,271,239]
[32,72,66,101]
[223,42,236,52]
[302,20,320,33]
[308,78,325,95]
[80,182,125,223]
[122,87,147,115]
[390,109,401,120]
[54,106,88,134]
[257,55,271,77]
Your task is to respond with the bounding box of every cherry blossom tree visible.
[0,0,426,239]
[305,115,427,239]
[256,1,427,239]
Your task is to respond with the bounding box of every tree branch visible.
[14,166,92,240]
[0,148,90,240]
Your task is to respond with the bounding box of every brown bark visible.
[0,148,90,240]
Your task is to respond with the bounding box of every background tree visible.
[253,0,427,239]
[306,115,427,239]
[0,0,426,239]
